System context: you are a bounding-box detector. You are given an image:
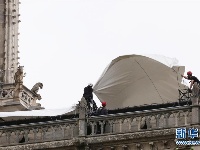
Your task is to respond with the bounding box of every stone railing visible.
[86,105,192,136]
[20,85,42,109]
[0,103,193,146]
[0,119,78,146]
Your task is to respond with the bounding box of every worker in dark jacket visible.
[83,83,93,100]
[83,83,97,112]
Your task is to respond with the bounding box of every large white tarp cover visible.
[93,54,186,109]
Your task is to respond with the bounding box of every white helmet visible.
[88,83,93,87]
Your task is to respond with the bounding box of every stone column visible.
[78,97,87,136]
[1,0,20,84]
[191,97,200,124]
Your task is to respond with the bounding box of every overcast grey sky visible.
[19,0,200,109]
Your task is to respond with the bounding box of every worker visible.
[181,71,200,93]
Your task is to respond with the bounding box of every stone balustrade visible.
[0,104,193,147]
[86,105,191,136]
[0,119,78,146]
[20,85,42,109]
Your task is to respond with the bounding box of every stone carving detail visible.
[0,89,14,99]
[13,66,24,100]
[31,82,43,100]
[20,90,34,107]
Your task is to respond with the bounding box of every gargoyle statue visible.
[13,66,24,100]
[31,82,43,100]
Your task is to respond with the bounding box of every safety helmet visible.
[102,101,106,107]
[88,83,93,87]
[187,71,192,76]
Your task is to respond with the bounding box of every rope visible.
[177,67,182,88]
[170,66,193,106]
[171,66,183,89]
[134,59,164,103]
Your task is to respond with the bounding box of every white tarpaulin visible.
[93,54,187,109]
[0,107,74,117]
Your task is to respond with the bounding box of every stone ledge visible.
[0,139,80,150]
[2,125,200,150]
[0,128,177,150]
[85,128,176,144]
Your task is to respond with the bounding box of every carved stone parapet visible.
[0,82,43,110]
[20,85,43,110]
[1,119,200,149]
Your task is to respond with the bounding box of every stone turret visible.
[0,1,43,111]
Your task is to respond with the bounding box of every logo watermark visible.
[176,127,199,146]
